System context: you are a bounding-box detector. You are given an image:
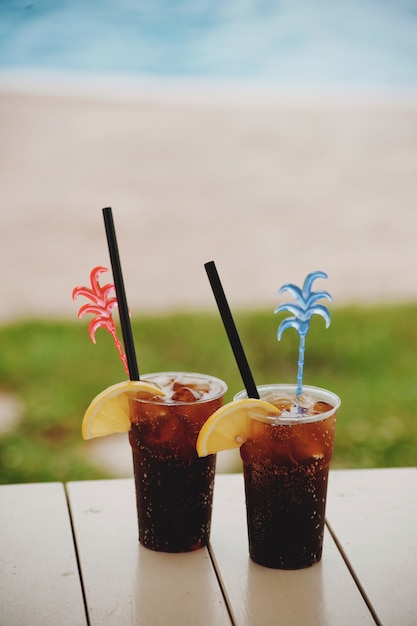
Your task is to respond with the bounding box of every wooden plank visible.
[67,478,232,626]
[210,473,375,626]
[326,467,417,626]
[0,482,87,626]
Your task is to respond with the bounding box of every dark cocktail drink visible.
[129,372,227,553]
[235,384,340,569]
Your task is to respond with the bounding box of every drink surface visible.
[248,386,337,422]
[141,372,227,404]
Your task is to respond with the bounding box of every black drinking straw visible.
[102,207,140,381]
[204,261,259,399]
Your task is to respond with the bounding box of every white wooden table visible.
[1,468,416,625]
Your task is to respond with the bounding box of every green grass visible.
[1,304,417,484]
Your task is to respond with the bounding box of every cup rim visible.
[234,383,341,425]
[133,371,228,405]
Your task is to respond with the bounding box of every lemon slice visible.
[82,380,164,440]
[196,398,281,457]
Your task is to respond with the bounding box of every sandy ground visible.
[1,73,417,474]
[1,75,417,324]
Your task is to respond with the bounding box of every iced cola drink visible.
[235,384,340,569]
[129,372,227,553]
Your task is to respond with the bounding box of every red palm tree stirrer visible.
[72,265,130,376]
[72,207,140,380]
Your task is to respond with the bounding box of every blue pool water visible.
[1,0,417,88]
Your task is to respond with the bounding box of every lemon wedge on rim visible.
[196,398,280,457]
[81,380,164,440]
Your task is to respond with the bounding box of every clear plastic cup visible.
[235,384,341,569]
[129,372,227,552]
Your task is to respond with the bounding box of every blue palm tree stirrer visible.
[275,271,332,398]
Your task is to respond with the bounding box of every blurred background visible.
[1,1,417,481]
[1,0,417,319]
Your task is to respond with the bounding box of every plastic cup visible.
[129,372,227,553]
[234,384,341,569]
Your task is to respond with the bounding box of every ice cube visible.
[313,401,333,415]
[172,386,203,402]
[262,392,293,413]
[173,377,211,394]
